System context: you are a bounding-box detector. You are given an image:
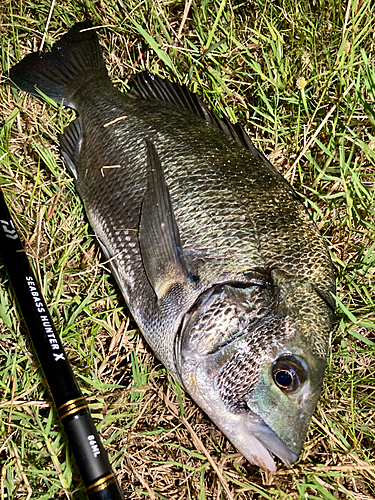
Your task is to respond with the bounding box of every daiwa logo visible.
[0,219,18,240]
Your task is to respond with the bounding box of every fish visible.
[8,20,336,471]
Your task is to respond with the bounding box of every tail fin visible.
[9,20,108,109]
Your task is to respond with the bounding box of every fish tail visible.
[9,20,108,109]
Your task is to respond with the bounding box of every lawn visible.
[0,0,374,498]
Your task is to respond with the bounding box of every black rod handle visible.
[0,189,124,500]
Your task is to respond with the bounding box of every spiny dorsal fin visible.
[131,71,288,181]
[131,72,253,146]
[139,140,195,300]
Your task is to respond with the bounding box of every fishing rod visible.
[0,189,125,500]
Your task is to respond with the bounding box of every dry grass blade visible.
[288,82,355,182]
[158,387,234,500]
[1,1,374,499]
[177,0,193,39]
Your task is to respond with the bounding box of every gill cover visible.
[175,282,329,470]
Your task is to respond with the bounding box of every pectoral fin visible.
[139,140,194,300]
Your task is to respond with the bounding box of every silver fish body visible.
[9,20,336,470]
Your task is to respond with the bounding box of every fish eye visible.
[272,356,307,393]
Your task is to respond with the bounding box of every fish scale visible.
[81,96,270,288]
[9,20,336,471]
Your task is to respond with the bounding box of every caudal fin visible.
[9,20,108,109]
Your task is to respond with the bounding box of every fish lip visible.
[176,350,298,471]
[197,383,298,471]
[245,413,299,468]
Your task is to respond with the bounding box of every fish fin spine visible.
[131,72,262,154]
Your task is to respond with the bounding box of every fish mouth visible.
[196,378,297,471]
[179,357,298,471]
[235,411,298,470]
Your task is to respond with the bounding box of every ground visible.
[0,1,374,499]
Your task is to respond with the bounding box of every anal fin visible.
[59,117,83,179]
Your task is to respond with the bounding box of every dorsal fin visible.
[131,71,257,149]
[130,71,290,182]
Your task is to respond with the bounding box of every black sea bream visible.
[9,20,336,470]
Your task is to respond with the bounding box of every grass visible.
[0,0,375,498]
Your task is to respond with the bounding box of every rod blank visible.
[0,189,125,500]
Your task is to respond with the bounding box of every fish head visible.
[175,279,333,471]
